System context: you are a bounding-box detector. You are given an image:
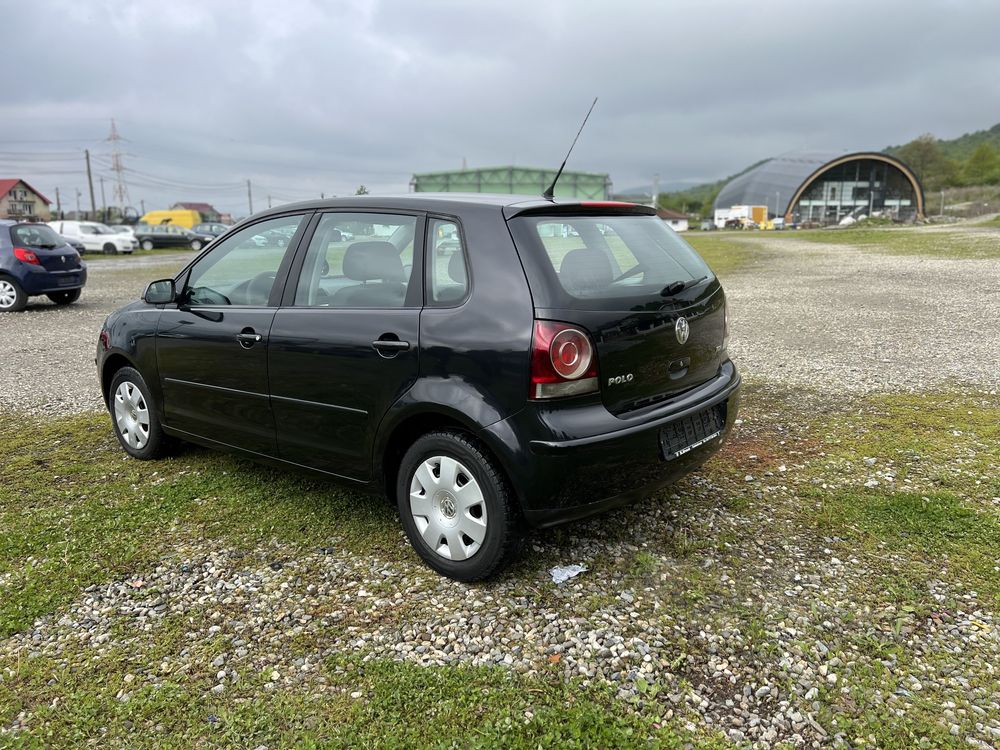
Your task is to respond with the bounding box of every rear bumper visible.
[18,264,88,294]
[484,360,741,528]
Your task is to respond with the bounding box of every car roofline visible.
[241,193,652,223]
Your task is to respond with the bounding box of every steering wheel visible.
[246,271,276,305]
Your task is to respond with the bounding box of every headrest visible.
[342,241,404,282]
[448,250,467,285]
[559,248,613,295]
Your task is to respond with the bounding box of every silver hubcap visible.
[409,455,487,561]
[113,381,150,450]
[0,280,16,308]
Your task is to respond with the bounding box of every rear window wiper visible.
[660,275,707,297]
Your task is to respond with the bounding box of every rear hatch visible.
[9,224,82,271]
[507,205,727,415]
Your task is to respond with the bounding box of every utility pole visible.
[99,177,107,222]
[140,199,146,215]
[55,187,62,219]
[84,149,97,219]
[267,195,272,209]
[246,179,253,214]
[652,173,659,210]
[75,188,82,214]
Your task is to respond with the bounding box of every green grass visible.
[800,392,1000,603]
[790,225,1000,259]
[0,412,401,638]
[2,389,999,746]
[0,649,715,749]
[83,248,195,262]
[685,233,774,277]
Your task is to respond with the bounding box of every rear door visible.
[155,213,309,454]
[267,211,424,481]
[507,210,726,415]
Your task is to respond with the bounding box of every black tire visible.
[141,240,154,250]
[107,366,171,460]
[103,242,118,255]
[0,276,27,312]
[46,288,81,305]
[396,430,522,581]
[191,240,203,251]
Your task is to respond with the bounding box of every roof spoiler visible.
[503,201,656,220]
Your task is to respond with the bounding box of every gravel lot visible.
[0,252,190,414]
[723,236,1000,393]
[2,235,999,747]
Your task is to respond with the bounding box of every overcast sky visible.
[2,0,998,216]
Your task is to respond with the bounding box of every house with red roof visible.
[171,202,221,223]
[0,179,52,221]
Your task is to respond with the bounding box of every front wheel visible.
[108,366,171,459]
[103,242,118,255]
[46,289,81,305]
[190,239,203,251]
[396,431,522,581]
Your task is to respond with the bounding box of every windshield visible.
[509,214,713,310]
[11,224,66,248]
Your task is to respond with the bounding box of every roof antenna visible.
[543,97,598,200]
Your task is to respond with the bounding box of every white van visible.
[47,221,137,255]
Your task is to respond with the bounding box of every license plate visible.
[660,402,726,460]
[58,275,78,286]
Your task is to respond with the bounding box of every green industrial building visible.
[410,166,611,200]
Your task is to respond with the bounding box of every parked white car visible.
[47,221,137,255]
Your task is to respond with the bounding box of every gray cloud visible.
[1,0,998,215]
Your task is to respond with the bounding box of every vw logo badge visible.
[675,316,690,345]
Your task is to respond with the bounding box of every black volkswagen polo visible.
[97,195,740,580]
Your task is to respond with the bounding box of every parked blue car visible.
[0,220,87,312]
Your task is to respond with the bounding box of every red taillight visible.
[530,320,599,400]
[13,247,40,265]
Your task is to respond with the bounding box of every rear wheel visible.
[103,242,118,255]
[141,240,154,250]
[191,239,203,251]
[0,277,27,312]
[46,289,81,305]
[396,431,521,581]
[108,366,171,459]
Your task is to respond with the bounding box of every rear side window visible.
[426,218,468,306]
[293,212,417,308]
[509,214,713,310]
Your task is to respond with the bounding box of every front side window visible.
[183,214,304,306]
[293,212,417,308]
[427,218,468,305]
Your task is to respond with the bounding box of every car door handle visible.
[371,338,410,355]
[237,331,264,348]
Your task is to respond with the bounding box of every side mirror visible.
[143,278,176,305]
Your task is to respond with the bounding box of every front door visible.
[156,213,309,454]
[268,211,424,480]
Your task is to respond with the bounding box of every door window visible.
[427,218,469,305]
[293,212,417,308]
[183,214,304,306]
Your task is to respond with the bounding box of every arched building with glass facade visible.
[713,151,924,226]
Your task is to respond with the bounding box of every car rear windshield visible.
[10,224,66,249]
[508,214,713,310]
